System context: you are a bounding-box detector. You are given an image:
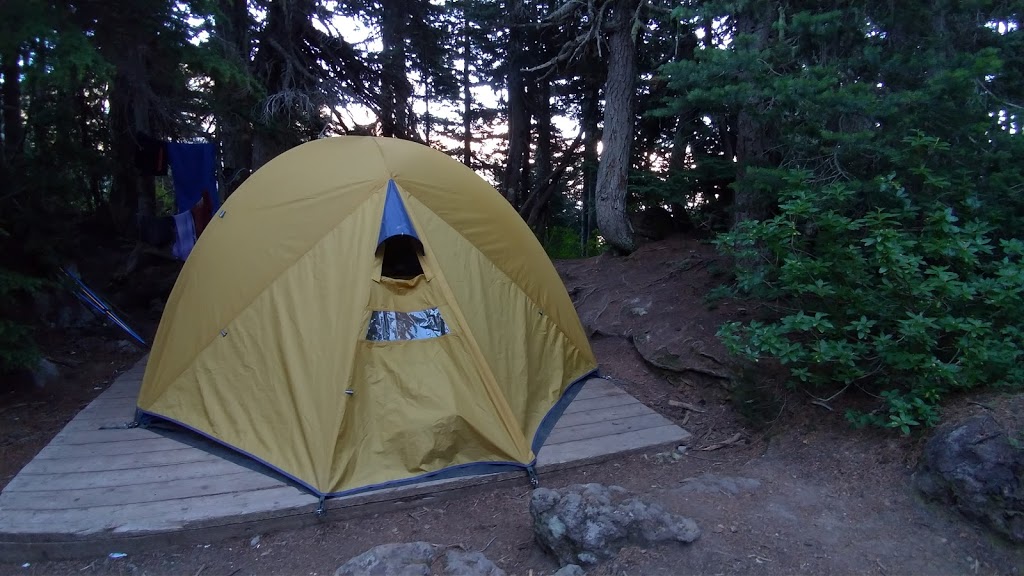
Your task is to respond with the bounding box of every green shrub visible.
[715,174,1024,434]
[543,225,603,260]
[0,266,43,374]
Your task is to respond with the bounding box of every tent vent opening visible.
[380,234,424,280]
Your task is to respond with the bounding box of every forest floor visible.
[2,235,1023,576]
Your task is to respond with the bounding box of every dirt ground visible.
[2,236,1023,576]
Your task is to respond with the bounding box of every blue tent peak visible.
[377,180,419,246]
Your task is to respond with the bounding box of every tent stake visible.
[527,465,540,489]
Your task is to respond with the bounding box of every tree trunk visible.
[595,0,639,253]
[108,68,139,233]
[502,0,530,207]
[731,1,775,228]
[251,0,311,170]
[214,0,253,197]
[581,76,600,251]
[381,0,411,138]
[534,81,552,197]
[423,80,431,145]
[128,48,156,220]
[462,10,472,167]
[108,45,156,232]
[521,132,583,228]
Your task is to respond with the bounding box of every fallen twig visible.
[700,432,744,451]
[591,298,611,324]
[574,286,597,308]
[668,400,706,413]
[806,383,850,404]
[809,399,833,412]
[682,453,730,463]
[698,351,725,366]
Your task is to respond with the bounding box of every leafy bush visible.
[0,266,43,374]
[543,225,604,260]
[715,173,1024,434]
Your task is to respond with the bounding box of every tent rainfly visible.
[136,136,599,498]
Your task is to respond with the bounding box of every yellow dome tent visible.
[137,136,598,498]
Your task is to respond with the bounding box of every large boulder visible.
[914,413,1024,543]
[30,357,60,389]
[334,542,505,576]
[530,483,700,567]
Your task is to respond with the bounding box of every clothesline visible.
[135,133,220,261]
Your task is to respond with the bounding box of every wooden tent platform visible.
[0,357,691,561]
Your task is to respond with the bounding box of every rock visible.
[624,297,652,317]
[55,300,95,329]
[334,543,505,576]
[335,542,438,576]
[441,549,504,576]
[530,483,700,567]
[631,332,732,380]
[552,565,586,576]
[913,413,1024,543]
[30,358,59,388]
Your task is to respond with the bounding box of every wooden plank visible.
[97,387,141,400]
[99,381,141,395]
[34,437,192,460]
[562,393,639,415]
[18,447,221,475]
[572,378,619,400]
[545,413,671,446]
[554,402,652,429]
[49,427,159,445]
[0,471,286,511]
[536,424,686,467]
[76,397,138,416]
[0,485,315,536]
[573,383,626,402]
[3,458,257,492]
[61,415,140,433]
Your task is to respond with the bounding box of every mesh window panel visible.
[366,308,449,341]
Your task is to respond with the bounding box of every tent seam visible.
[149,185,386,420]
[401,190,594,367]
[397,180,590,358]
